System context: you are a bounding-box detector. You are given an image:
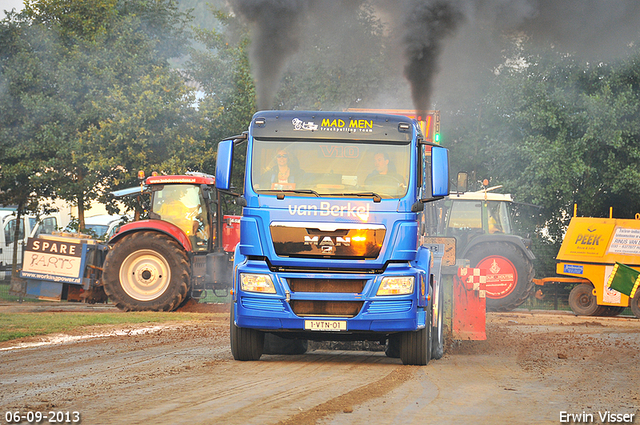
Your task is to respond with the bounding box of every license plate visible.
[304,320,347,331]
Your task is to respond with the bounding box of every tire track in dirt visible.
[115,352,405,425]
[275,366,416,425]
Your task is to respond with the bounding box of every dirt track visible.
[0,304,638,425]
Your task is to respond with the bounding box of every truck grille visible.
[290,300,363,317]
[287,278,366,293]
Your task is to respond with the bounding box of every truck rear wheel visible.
[399,304,432,366]
[568,283,607,316]
[630,291,640,319]
[230,304,264,361]
[103,231,190,311]
[467,242,535,312]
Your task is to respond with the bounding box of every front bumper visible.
[233,259,427,334]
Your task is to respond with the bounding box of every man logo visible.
[304,235,351,247]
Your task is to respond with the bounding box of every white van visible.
[0,209,61,276]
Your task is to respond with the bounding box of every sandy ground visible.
[0,303,638,425]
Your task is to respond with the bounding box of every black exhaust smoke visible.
[230,0,640,114]
[228,0,311,110]
[401,0,463,116]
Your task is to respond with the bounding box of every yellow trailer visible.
[535,210,640,318]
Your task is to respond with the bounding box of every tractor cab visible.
[425,191,518,254]
[110,172,220,253]
[147,178,213,252]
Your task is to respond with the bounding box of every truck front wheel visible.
[230,304,264,361]
[431,278,444,360]
[399,304,432,366]
[103,231,190,311]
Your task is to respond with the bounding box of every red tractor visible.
[102,173,240,311]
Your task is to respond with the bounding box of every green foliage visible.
[1,0,202,226]
[447,41,640,276]
[188,8,256,195]
[23,0,119,41]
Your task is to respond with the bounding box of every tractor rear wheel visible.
[568,283,607,316]
[103,231,190,311]
[466,242,535,312]
[630,291,640,319]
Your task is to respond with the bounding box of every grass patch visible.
[0,311,211,343]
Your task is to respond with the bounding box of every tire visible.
[630,290,640,319]
[431,278,444,360]
[399,303,432,366]
[103,231,190,312]
[568,283,608,316]
[466,242,535,312]
[230,303,264,361]
[263,333,308,355]
[385,334,401,358]
[601,306,625,317]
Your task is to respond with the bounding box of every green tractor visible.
[423,176,536,312]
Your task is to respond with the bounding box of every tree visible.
[188,9,256,194]
[12,0,200,227]
[453,41,640,275]
[0,11,66,278]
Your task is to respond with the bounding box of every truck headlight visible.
[377,276,414,296]
[240,274,276,294]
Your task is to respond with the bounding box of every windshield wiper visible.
[266,189,320,199]
[339,192,383,203]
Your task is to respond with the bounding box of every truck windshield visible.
[251,139,411,198]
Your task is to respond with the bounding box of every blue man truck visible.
[215,110,450,365]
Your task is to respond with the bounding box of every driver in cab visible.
[155,186,204,241]
[364,152,405,188]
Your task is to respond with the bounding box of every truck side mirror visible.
[457,172,468,193]
[431,146,449,198]
[215,140,234,191]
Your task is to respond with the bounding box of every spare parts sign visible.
[20,238,86,284]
